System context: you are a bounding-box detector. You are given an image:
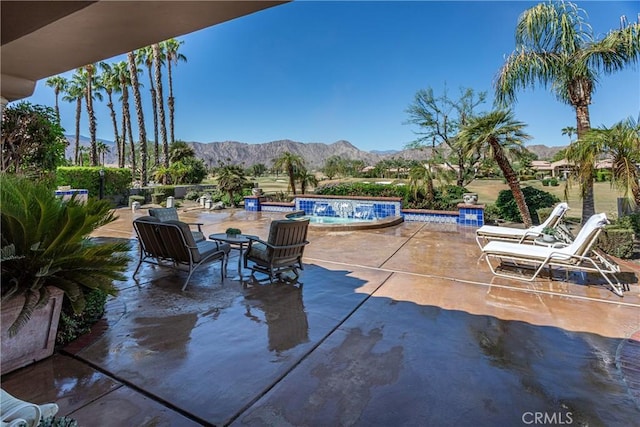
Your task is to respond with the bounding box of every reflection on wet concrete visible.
[243,284,309,354]
[238,299,639,427]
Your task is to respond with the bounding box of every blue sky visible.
[23,1,640,152]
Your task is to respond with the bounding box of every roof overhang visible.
[1,0,288,101]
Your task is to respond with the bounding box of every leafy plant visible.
[1,175,130,335]
[495,186,560,223]
[38,415,78,427]
[541,226,556,236]
[225,228,241,236]
[56,287,108,346]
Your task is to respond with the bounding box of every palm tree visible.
[114,61,134,171]
[495,1,640,223]
[98,62,121,165]
[80,63,101,166]
[561,126,576,143]
[44,76,67,122]
[216,164,247,207]
[127,51,148,186]
[578,117,640,209]
[96,141,111,166]
[273,152,305,195]
[168,141,195,164]
[153,43,169,168]
[459,110,533,227]
[162,38,186,143]
[297,168,318,195]
[62,73,85,164]
[136,46,159,165]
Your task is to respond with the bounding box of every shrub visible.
[549,178,559,186]
[541,179,550,186]
[56,167,132,199]
[56,288,108,346]
[597,227,635,259]
[616,212,640,235]
[128,195,145,207]
[185,190,200,201]
[482,203,502,225]
[495,186,561,223]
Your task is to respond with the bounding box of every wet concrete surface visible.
[2,207,640,426]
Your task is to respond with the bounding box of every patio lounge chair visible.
[244,218,310,283]
[148,207,205,242]
[133,216,230,290]
[481,213,627,296]
[1,389,59,427]
[475,202,570,248]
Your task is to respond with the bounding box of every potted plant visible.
[541,226,557,242]
[225,227,242,238]
[1,175,130,374]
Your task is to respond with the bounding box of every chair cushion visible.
[247,242,269,262]
[192,231,205,242]
[197,240,229,259]
[149,207,179,222]
[164,220,197,247]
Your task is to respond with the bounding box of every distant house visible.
[531,157,617,179]
[531,159,575,178]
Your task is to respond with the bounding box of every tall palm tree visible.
[578,117,640,209]
[273,152,305,195]
[561,126,576,143]
[136,46,159,165]
[80,63,101,166]
[96,141,110,166]
[98,62,121,165]
[162,38,186,143]
[459,110,533,227]
[153,43,169,168]
[44,76,67,122]
[495,1,640,223]
[127,51,148,186]
[114,61,135,171]
[62,73,85,164]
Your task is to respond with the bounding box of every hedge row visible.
[56,167,132,199]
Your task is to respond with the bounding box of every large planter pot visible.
[1,287,64,375]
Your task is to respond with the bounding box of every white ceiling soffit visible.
[1,0,288,101]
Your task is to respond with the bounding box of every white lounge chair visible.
[481,213,626,297]
[475,202,570,248]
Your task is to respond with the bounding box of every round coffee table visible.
[208,233,258,280]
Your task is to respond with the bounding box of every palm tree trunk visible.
[575,103,595,224]
[167,60,175,144]
[153,43,169,168]
[74,98,82,164]
[288,165,297,195]
[128,52,147,186]
[122,77,136,175]
[491,139,532,227]
[146,63,159,166]
[107,93,120,166]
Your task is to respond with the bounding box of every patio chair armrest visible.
[262,240,309,250]
[185,222,204,232]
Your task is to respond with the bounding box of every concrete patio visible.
[2,207,639,426]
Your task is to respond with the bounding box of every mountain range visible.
[65,136,564,168]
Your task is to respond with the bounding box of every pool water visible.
[306,216,374,224]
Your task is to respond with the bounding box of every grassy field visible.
[239,175,625,220]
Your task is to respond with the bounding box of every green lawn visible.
[232,175,625,220]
